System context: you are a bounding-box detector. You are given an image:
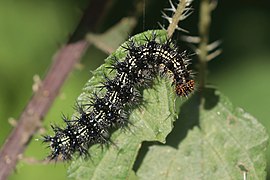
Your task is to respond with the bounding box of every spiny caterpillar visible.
[43,30,195,160]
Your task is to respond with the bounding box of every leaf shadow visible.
[133,87,219,171]
[166,87,219,147]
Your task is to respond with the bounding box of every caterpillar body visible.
[43,30,195,160]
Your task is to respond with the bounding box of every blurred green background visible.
[0,0,269,179]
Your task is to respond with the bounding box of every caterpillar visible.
[43,30,195,160]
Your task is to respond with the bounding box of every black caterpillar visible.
[43,30,195,160]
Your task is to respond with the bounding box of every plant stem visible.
[167,0,187,38]
[0,1,110,179]
[198,0,212,92]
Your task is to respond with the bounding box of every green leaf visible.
[67,30,178,180]
[137,88,269,180]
